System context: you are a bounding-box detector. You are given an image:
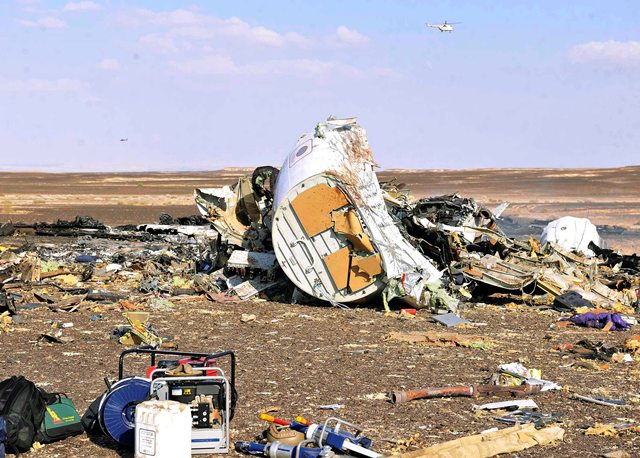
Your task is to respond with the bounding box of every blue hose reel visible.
[98,376,150,448]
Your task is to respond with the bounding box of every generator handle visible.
[118,347,236,392]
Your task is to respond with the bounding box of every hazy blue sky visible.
[1,0,639,171]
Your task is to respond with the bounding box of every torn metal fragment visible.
[432,312,470,327]
[227,250,277,270]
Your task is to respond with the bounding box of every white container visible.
[135,400,192,458]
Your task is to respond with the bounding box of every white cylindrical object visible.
[135,400,192,458]
[540,216,602,257]
[272,117,441,304]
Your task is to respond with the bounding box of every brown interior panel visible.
[349,253,382,291]
[322,246,351,291]
[290,183,349,237]
[331,209,375,253]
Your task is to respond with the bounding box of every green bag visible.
[36,394,83,444]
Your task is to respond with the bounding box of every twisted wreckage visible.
[194,117,640,312]
[3,116,635,314]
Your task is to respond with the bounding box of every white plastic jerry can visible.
[135,400,192,458]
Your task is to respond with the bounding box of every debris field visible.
[1,117,639,458]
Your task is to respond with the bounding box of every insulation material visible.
[398,423,564,458]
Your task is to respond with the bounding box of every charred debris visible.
[1,117,638,318]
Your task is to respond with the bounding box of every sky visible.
[1,0,639,171]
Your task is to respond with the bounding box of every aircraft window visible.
[295,145,308,157]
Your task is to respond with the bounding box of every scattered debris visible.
[0,311,14,334]
[318,403,344,410]
[149,298,175,312]
[384,331,494,350]
[3,118,639,317]
[116,312,164,348]
[625,335,640,356]
[390,433,423,454]
[554,339,622,362]
[490,362,560,391]
[1,115,639,457]
[39,321,73,344]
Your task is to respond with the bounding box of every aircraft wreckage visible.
[195,117,640,312]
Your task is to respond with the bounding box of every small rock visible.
[602,451,630,458]
[241,313,256,323]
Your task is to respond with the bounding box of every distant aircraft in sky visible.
[426,21,461,32]
[120,138,128,142]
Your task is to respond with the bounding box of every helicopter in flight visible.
[426,21,461,32]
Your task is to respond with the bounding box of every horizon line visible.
[1,164,639,174]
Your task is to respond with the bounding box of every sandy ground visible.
[0,293,639,458]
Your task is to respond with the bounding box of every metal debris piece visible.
[432,312,470,327]
[572,393,626,407]
[271,116,444,308]
[233,279,284,300]
[495,408,562,428]
[318,404,344,410]
[227,251,277,270]
[473,399,538,411]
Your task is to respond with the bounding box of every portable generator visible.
[98,348,237,453]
